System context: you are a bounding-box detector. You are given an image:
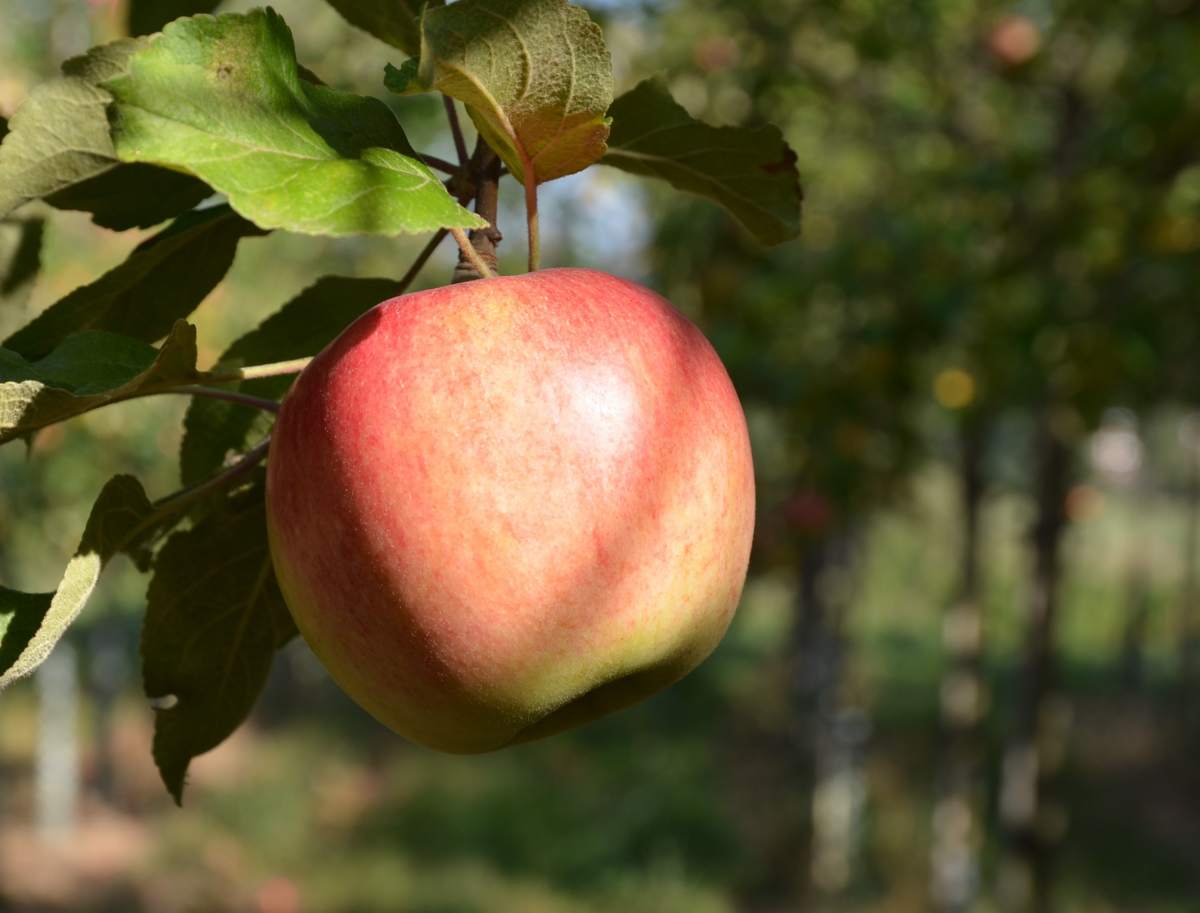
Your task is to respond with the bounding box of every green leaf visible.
[180,275,401,485]
[0,40,211,230]
[104,9,484,237]
[601,78,803,246]
[143,488,296,803]
[0,475,170,689]
[385,0,613,184]
[128,0,223,37]
[320,0,425,55]
[3,205,261,360]
[0,320,199,445]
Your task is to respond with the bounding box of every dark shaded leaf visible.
[0,476,173,688]
[3,205,261,360]
[128,0,223,37]
[601,78,803,245]
[321,0,425,55]
[143,488,296,803]
[181,276,401,485]
[0,40,210,230]
[0,218,43,312]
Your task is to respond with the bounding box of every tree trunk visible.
[35,641,79,842]
[789,536,829,903]
[932,419,987,913]
[1179,416,1200,722]
[998,418,1072,913]
[792,530,867,905]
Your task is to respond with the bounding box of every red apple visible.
[266,268,755,752]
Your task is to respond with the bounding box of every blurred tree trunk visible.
[932,419,987,913]
[36,640,79,842]
[789,537,828,902]
[1119,570,1151,693]
[87,621,128,805]
[999,418,1073,913]
[792,529,866,906]
[1179,416,1200,719]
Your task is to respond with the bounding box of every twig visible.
[399,229,449,289]
[169,386,281,412]
[420,154,460,175]
[154,438,271,511]
[444,95,470,166]
[450,227,495,279]
[452,139,503,283]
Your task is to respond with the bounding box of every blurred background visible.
[3,1,1200,911]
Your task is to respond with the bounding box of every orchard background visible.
[2,1,1199,912]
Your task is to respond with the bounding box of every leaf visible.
[0,590,52,682]
[180,275,401,485]
[104,10,484,237]
[0,40,211,230]
[0,218,44,302]
[128,0,223,37]
[3,204,261,360]
[143,488,296,803]
[0,476,171,689]
[601,78,803,246]
[320,0,425,55]
[385,0,613,184]
[0,320,200,445]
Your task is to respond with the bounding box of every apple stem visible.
[452,138,504,283]
[207,358,313,383]
[520,157,540,272]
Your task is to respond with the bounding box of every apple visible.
[987,15,1041,67]
[265,268,755,752]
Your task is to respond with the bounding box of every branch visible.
[168,386,280,412]
[444,95,470,166]
[399,229,449,289]
[419,153,460,175]
[154,438,271,512]
[453,138,503,283]
[450,227,496,280]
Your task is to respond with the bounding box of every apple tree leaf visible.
[0,218,44,312]
[143,487,296,803]
[320,0,426,55]
[128,0,223,37]
[0,320,200,445]
[0,475,178,689]
[3,204,262,360]
[104,10,484,237]
[0,40,211,230]
[385,0,613,184]
[601,78,803,246]
[180,275,401,485]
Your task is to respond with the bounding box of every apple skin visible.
[265,268,755,752]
